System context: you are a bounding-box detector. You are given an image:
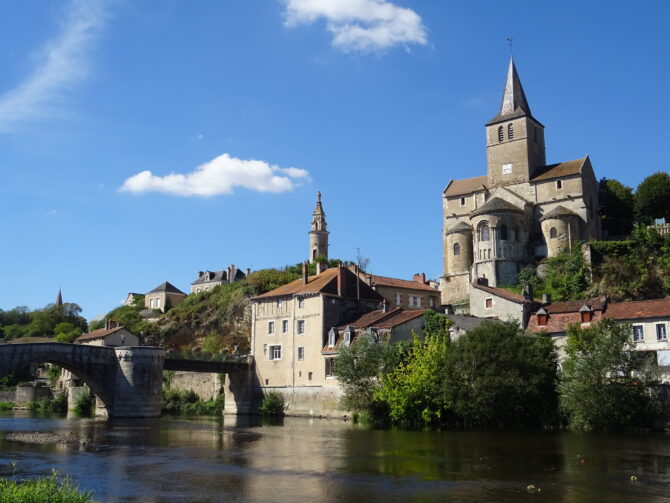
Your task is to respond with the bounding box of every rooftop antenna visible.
[506,37,514,57]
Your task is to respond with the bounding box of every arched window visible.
[500,224,508,241]
[550,227,557,239]
[497,126,504,143]
[479,223,490,242]
[507,123,514,140]
[453,242,460,256]
[312,248,317,260]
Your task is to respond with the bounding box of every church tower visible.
[485,57,546,187]
[309,192,329,263]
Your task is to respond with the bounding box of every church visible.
[440,58,601,306]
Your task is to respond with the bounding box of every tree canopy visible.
[635,172,670,224]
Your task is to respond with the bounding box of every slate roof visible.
[604,299,670,321]
[446,314,503,332]
[486,57,538,126]
[471,197,523,217]
[147,281,186,295]
[530,157,587,182]
[445,221,473,236]
[254,267,384,301]
[444,176,488,197]
[540,205,579,221]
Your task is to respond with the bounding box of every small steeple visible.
[56,288,63,306]
[488,57,533,124]
[309,191,329,263]
[313,191,325,217]
[311,191,327,231]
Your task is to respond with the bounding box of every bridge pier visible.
[223,357,257,415]
[108,347,165,418]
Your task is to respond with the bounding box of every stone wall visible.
[14,386,52,405]
[259,385,347,418]
[0,391,14,402]
[168,371,223,401]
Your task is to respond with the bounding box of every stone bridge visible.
[0,343,254,418]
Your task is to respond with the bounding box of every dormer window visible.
[497,125,504,142]
[536,308,548,326]
[579,305,593,324]
[507,123,514,140]
[328,329,336,348]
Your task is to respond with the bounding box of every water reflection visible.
[0,412,669,502]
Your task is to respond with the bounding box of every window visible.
[282,320,289,334]
[297,347,304,361]
[308,372,313,381]
[550,227,557,239]
[155,298,161,309]
[276,299,282,309]
[460,197,466,206]
[269,345,282,360]
[507,123,514,139]
[417,297,423,308]
[395,293,401,306]
[325,358,336,377]
[556,179,563,190]
[296,320,305,335]
[500,224,508,241]
[409,296,415,308]
[149,298,154,308]
[502,163,512,175]
[497,125,504,142]
[480,223,490,242]
[656,324,667,341]
[453,242,460,256]
[633,325,644,343]
[344,330,352,346]
[268,321,275,335]
[328,330,336,347]
[298,298,304,308]
[485,298,493,309]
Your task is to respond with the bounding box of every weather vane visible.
[506,37,513,56]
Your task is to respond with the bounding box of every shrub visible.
[73,390,94,417]
[259,392,284,416]
[0,402,13,411]
[0,474,96,503]
[161,388,224,416]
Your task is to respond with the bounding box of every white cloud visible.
[0,0,105,133]
[120,153,310,197]
[282,0,427,52]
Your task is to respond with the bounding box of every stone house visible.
[250,263,385,416]
[352,269,441,310]
[445,314,504,340]
[145,281,186,312]
[468,279,539,326]
[74,320,140,347]
[441,57,601,306]
[190,264,249,294]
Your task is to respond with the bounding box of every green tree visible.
[599,177,635,236]
[53,322,82,343]
[544,245,591,301]
[443,321,558,429]
[635,171,670,224]
[559,318,661,431]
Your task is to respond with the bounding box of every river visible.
[1,412,669,502]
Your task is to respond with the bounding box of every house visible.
[144,281,186,312]
[445,314,504,340]
[250,263,385,415]
[441,57,600,306]
[123,292,142,307]
[324,308,428,363]
[352,268,441,310]
[74,320,140,347]
[190,264,249,294]
[468,279,540,326]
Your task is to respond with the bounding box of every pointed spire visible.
[56,288,63,306]
[487,57,533,124]
[313,191,325,216]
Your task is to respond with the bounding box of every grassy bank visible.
[161,388,225,416]
[0,475,96,502]
[0,403,13,412]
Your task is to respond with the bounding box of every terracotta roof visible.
[147,281,186,295]
[604,299,670,321]
[527,311,603,334]
[254,267,384,301]
[75,325,127,342]
[471,197,523,217]
[540,205,579,221]
[444,176,488,197]
[376,309,426,329]
[530,157,586,182]
[540,296,607,314]
[367,273,437,292]
[472,282,531,304]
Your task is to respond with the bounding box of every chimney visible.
[542,293,551,304]
[198,271,204,278]
[337,263,346,297]
[523,284,534,302]
[105,319,118,330]
[316,261,327,275]
[245,268,251,276]
[413,273,426,284]
[382,299,388,313]
[367,274,373,286]
[302,261,308,285]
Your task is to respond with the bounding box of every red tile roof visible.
[75,326,127,342]
[338,308,426,330]
[367,273,437,292]
[444,176,488,197]
[253,266,383,301]
[542,296,607,314]
[530,157,587,182]
[527,311,603,334]
[604,299,670,321]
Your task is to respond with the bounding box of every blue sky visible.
[1,0,668,319]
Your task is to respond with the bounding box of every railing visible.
[651,223,670,236]
[164,350,248,362]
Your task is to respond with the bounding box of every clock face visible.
[502,163,512,175]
